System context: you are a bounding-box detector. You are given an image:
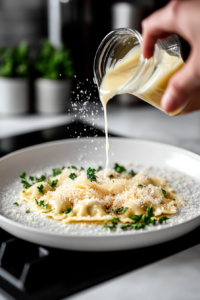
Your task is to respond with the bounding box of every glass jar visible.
[93,28,186,116]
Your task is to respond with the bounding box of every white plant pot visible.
[0,78,29,115]
[35,79,71,114]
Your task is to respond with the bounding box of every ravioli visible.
[20,167,184,224]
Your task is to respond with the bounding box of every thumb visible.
[161,53,200,113]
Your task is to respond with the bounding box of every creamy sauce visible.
[99,46,184,169]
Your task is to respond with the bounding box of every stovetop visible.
[0,121,200,300]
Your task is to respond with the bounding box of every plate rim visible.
[0,137,200,239]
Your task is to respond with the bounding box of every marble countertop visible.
[1,102,200,300]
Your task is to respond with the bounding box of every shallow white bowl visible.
[0,138,200,251]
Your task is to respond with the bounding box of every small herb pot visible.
[0,78,29,115]
[35,79,71,114]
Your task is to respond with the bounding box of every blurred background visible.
[0,0,169,115]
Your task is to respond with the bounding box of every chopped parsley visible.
[49,179,58,188]
[109,206,128,215]
[97,166,102,172]
[62,207,73,214]
[13,202,19,206]
[109,174,114,179]
[23,190,25,193]
[37,184,44,194]
[172,198,176,201]
[114,163,126,173]
[20,171,48,189]
[142,205,155,225]
[35,199,49,209]
[71,166,77,170]
[129,214,143,222]
[68,173,77,180]
[103,217,119,231]
[21,180,32,189]
[35,175,46,183]
[80,167,85,170]
[20,172,26,179]
[121,222,145,230]
[129,170,137,177]
[120,205,168,231]
[138,184,146,188]
[159,216,169,224]
[87,167,97,182]
[42,209,55,214]
[161,188,166,195]
[52,168,62,177]
[26,210,30,213]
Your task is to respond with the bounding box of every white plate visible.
[0,138,200,251]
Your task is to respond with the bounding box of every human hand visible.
[142,0,200,114]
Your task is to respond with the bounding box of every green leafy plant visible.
[35,39,74,80]
[0,42,30,78]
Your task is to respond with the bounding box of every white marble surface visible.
[1,103,200,300]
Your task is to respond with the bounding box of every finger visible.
[161,52,200,113]
[142,3,180,58]
[142,32,172,59]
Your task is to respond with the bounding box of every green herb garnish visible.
[120,205,161,231]
[62,207,73,214]
[80,167,85,170]
[42,209,55,214]
[37,184,44,195]
[109,207,128,215]
[19,172,26,179]
[172,198,176,201]
[68,173,77,180]
[129,214,143,222]
[29,176,35,181]
[71,166,77,170]
[142,205,155,225]
[87,167,97,182]
[97,166,102,172]
[109,174,114,179]
[114,163,126,173]
[13,202,19,206]
[52,168,62,177]
[26,210,30,213]
[129,170,137,177]
[35,199,49,209]
[49,179,58,188]
[35,175,46,183]
[159,216,169,224]
[103,217,119,231]
[138,184,146,188]
[121,222,146,230]
[161,188,166,195]
[21,180,32,189]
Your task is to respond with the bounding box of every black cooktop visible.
[0,121,200,300]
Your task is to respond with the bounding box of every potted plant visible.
[0,42,30,115]
[34,40,74,114]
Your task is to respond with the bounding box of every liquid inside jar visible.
[100,45,184,116]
